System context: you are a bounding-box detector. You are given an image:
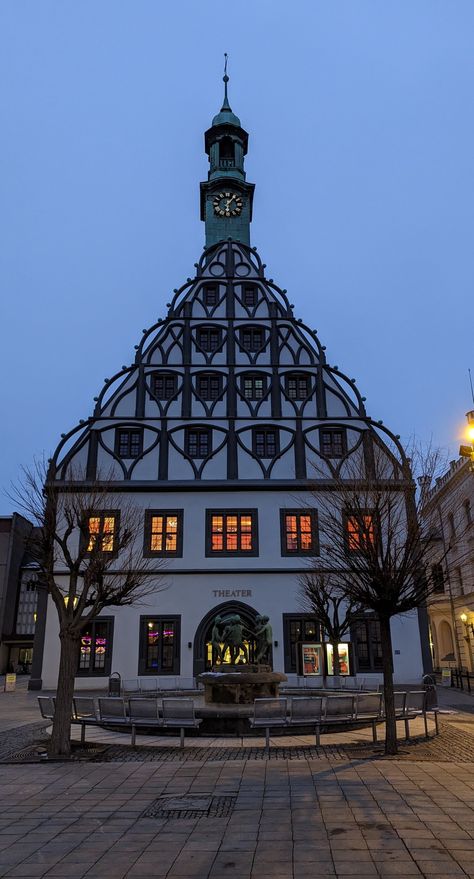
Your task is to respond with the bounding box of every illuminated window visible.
[241,373,266,400]
[206,509,258,556]
[345,512,376,553]
[185,427,211,458]
[243,285,257,307]
[139,616,180,674]
[115,428,143,458]
[196,373,223,401]
[78,618,113,676]
[152,372,177,400]
[85,513,119,554]
[285,374,310,400]
[253,428,278,458]
[144,510,183,557]
[239,326,264,351]
[320,428,346,458]
[203,285,218,306]
[281,509,319,556]
[197,327,222,352]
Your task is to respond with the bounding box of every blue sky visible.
[0,1,473,512]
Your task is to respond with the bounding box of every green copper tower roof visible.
[212,57,242,127]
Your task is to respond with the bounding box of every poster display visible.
[326,643,351,676]
[4,674,16,692]
[301,643,323,676]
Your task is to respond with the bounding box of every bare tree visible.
[299,572,363,679]
[306,438,450,755]
[11,459,167,757]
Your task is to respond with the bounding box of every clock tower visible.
[200,64,255,247]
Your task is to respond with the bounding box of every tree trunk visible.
[49,630,80,757]
[331,639,341,680]
[379,614,397,756]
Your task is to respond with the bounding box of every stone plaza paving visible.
[2,683,474,877]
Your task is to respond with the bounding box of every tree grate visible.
[142,794,236,819]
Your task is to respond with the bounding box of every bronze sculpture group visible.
[210,612,273,665]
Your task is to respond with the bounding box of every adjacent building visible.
[422,456,474,670]
[0,514,37,674]
[31,78,429,691]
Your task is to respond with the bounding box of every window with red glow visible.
[281,509,318,555]
[145,510,183,557]
[346,513,375,552]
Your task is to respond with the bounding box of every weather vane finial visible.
[222,53,230,110]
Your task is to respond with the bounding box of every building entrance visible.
[193,601,265,677]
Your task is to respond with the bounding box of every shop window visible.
[144,510,183,557]
[78,618,114,676]
[285,373,310,400]
[283,614,320,674]
[139,616,180,675]
[253,428,278,458]
[351,617,383,672]
[320,428,346,458]
[84,512,119,554]
[206,509,258,556]
[185,427,212,458]
[345,511,376,553]
[115,428,143,459]
[280,509,319,556]
[196,373,223,401]
[197,327,222,352]
[152,372,178,400]
[239,326,264,351]
[241,373,266,400]
[203,285,218,306]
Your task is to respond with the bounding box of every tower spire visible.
[221,53,231,111]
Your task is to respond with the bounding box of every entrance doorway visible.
[193,601,269,676]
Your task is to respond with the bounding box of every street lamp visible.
[460,410,474,470]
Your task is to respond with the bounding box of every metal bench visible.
[38,696,56,721]
[161,698,202,748]
[288,696,323,745]
[249,697,288,749]
[122,679,141,696]
[324,694,356,724]
[129,697,161,746]
[354,692,383,742]
[98,697,131,734]
[72,697,99,744]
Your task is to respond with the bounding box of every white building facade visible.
[31,81,430,691]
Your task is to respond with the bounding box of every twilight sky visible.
[0,1,473,513]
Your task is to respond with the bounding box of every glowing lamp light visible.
[460,613,468,623]
[64,596,78,608]
[467,425,474,442]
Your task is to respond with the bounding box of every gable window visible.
[78,618,114,676]
[283,614,320,674]
[243,285,257,307]
[203,285,218,306]
[320,428,346,458]
[144,510,183,557]
[139,616,180,675]
[253,427,278,458]
[152,372,177,400]
[431,563,445,594]
[185,427,211,458]
[197,327,222,353]
[240,326,264,351]
[241,373,266,400]
[352,617,383,672]
[281,509,319,556]
[206,509,258,556]
[285,374,310,400]
[115,428,143,459]
[196,373,223,401]
[85,513,119,554]
[345,511,376,553]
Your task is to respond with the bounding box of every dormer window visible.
[253,428,279,458]
[196,373,223,401]
[115,428,143,459]
[241,373,267,400]
[152,372,178,401]
[243,285,257,307]
[320,428,346,458]
[197,327,222,353]
[239,326,264,352]
[203,285,218,307]
[285,373,310,400]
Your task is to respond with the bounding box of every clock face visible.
[213,191,243,218]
